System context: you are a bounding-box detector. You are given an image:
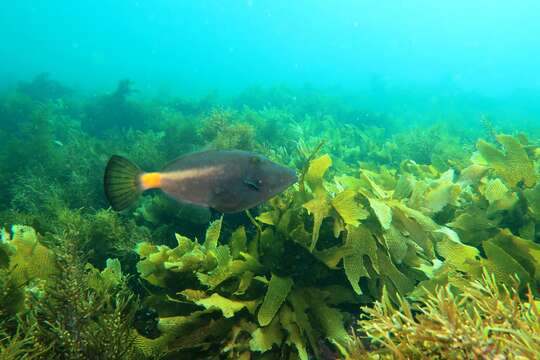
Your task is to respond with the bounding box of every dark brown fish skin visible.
[159,150,297,213]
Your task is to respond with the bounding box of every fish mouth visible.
[287,171,299,187]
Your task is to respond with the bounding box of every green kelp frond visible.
[260,143,540,331]
[263,153,439,302]
[331,190,370,228]
[524,183,540,221]
[203,215,222,250]
[257,274,294,326]
[135,227,220,288]
[0,226,54,357]
[296,146,540,304]
[183,292,259,318]
[279,304,308,360]
[359,271,540,359]
[133,311,230,358]
[433,227,479,272]
[302,154,333,250]
[368,198,392,229]
[343,225,378,295]
[447,204,501,247]
[481,177,519,213]
[249,315,283,353]
[0,225,56,286]
[481,229,540,293]
[86,258,125,296]
[134,215,361,359]
[476,134,537,188]
[406,169,462,214]
[302,197,332,251]
[415,225,540,300]
[304,153,332,197]
[307,289,350,353]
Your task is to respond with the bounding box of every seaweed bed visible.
[1,75,539,359]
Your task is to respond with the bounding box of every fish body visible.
[104,150,297,213]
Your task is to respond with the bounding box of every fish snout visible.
[285,168,298,186]
[274,167,298,192]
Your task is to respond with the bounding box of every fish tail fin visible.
[104,155,143,211]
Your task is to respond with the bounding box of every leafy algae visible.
[1,79,540,359]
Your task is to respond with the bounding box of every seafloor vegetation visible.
[1,74,540,359]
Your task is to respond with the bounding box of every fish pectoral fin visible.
[243,178,262,191]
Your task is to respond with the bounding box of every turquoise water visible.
[3,1,540,96]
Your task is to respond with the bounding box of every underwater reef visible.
[1,75,540,359]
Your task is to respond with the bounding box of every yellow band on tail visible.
[140,172,162,190]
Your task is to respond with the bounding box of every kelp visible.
[0,225,56,286]
[257,274,294,326]
[130,150,472,358]
[2,77,540,359]
[4,131,540,359]
[298,154,446,303]
[359,271,540,359]
[439,135,540,287]
[476,134,537,188]
[134,216,357,359]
